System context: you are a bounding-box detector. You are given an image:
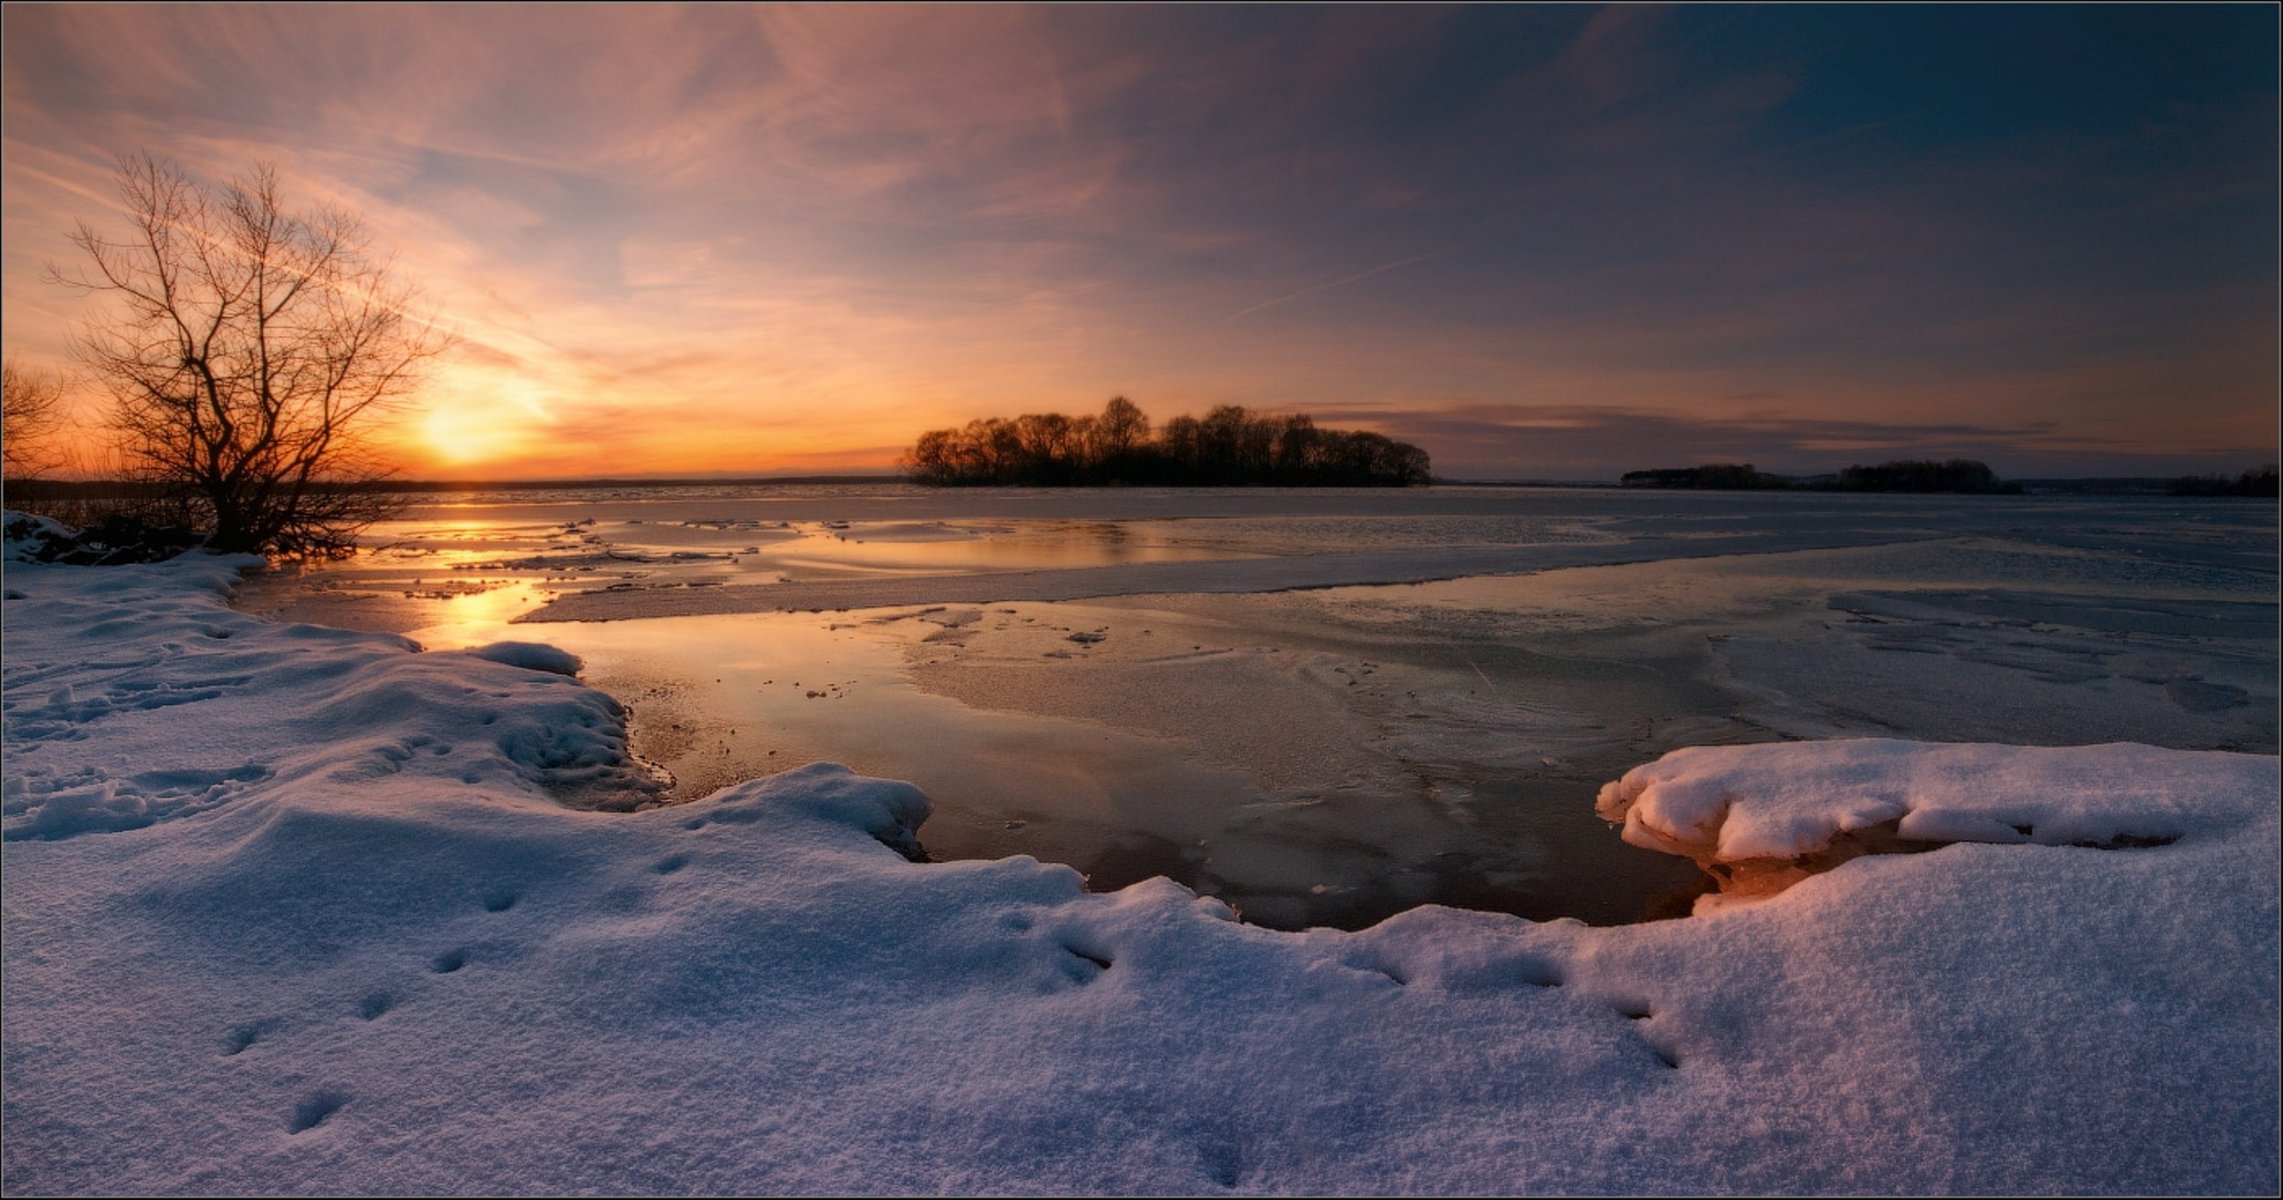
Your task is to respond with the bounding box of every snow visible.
[1,552,664,841]
[3,532,2276,1194]
[1596,738,2279,862]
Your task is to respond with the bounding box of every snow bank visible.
[3,534,2275,1194]
[2,510,77,560]
[1597,738,2279,862]
[2,552,663,841]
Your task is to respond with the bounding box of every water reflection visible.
[522,606,1710,931]
[406,582,552,648]
[239,516,1260,616]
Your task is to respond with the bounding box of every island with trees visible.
[1621,459,2025,494]
[900,397,1431,487]
[2169,464,2279,497]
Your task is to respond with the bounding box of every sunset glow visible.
[4,3,2275,479]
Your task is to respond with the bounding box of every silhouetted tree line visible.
[902,397,1431,487]
[1828,459,2020,493]
[1618,463,1786,490]
[1622,459,2022,494]
[2169,464,2278,497]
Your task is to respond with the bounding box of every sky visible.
[2,3,2276,481]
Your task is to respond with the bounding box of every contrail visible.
[1225,250,1443,322]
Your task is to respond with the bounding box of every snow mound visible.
[465,640,584,677]
[3,509,205,565]
[3,510,77,561]
[1596,737,2280,863]
[703,761,932,858]
[2,552,664,841]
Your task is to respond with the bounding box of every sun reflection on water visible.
[405,581,554,650]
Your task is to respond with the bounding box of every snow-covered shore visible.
[4,538,2276,1194]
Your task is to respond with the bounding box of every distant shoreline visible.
[4,474,2270,499]
[1,474,904,500]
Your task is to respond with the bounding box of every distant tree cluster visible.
[2169,464,2279,498]
[1622,459,2023,494]
[1619,463,1784,490]
[1827,459,2020,494]
[902,397,1431,487]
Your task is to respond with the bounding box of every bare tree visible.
[2,357,66,479]
[48,152,450,556]
[1089,394,1150,472]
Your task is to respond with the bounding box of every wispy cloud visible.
[1343,402,2266,480]
[1225,251,1445,322]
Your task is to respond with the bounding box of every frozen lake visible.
[231,483,2279,929]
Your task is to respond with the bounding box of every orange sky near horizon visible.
[4,4,2276,482]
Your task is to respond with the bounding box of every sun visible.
[404,372,557,471]
[415,404,507,467]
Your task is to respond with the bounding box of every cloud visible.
[3,5,2273,479]
[1345,402,2277,481]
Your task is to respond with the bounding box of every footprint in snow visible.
[287,1091,348,1134]
[221,1022,268,1056]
